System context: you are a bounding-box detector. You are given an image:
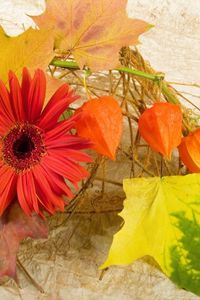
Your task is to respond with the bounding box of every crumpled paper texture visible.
[0,1,200,299]
[1,212,199,300]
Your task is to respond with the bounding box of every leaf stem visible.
[50,59,179,105]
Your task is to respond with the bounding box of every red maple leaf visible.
[0,202,48,280]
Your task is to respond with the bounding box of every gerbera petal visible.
[0,165,16,215]
[49,148,92,163]
[45,135,92,150]
[27,69,46,122]
[38,84,79,130]
[0,79,15,128]
[9,71,24,120]
[21,67,32,109]
[44,154,89,183]
[44,114,80,141]
[17,173,33,215]
[32,164,65,213]
[17,172,39,215]
[0,114,12,135]
[40,162,73,199]
[34,181,55,215]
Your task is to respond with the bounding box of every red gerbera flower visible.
[0,68,92,216]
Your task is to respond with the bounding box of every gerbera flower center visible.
[13,134,35,159]
[2,124,46,171]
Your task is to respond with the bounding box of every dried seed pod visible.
[75,96,123,160]
[138,102,182,159]
[179,128,200,173]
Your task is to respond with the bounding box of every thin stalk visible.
[51,59,79,69]
[17,258,44,293]
[50,58,179,105]
[50,59,164,82]
[117,66,164,82]
[161,82,180,104]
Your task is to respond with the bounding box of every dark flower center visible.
[2,124,46,172]
[13,134,35,159]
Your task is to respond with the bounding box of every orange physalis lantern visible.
[138,102,182,159]
[75,96,123,160]
[179,128,200,173]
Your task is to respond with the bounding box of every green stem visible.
[50,59,164,81]
[161,82,180,104]
[51,59,79,69]
[50,59,179,104]
[116,66,164,82]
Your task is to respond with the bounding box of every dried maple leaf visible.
[75,96,123,160]
[0,26,54,84]
[0,202,48,280]
[34,0,150,71]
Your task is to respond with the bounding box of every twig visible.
[168,81,200,88]
[99,268,109,280]
[64,157,102,222]
[94,177,123,186]
[50,58,165,83]
[17,258,44,293]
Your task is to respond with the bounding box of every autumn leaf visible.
[34,0,150,71]
[0,202,48,280]
[75,96,123,160]
[101,174,200,297]
[0,26,54,84]
[179,128,200,173]
[138,103,182,159]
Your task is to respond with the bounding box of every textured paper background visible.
[0,1,200,299]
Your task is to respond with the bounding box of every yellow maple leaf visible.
[101,174,200,296]
[0,27,54,84]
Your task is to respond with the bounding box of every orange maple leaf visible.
[34,0,150,71]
